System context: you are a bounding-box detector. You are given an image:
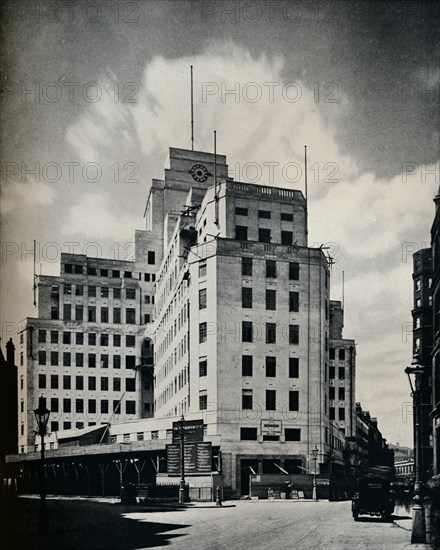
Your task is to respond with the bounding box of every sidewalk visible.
[393,504,433,549]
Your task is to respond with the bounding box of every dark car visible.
[352,478,395,522]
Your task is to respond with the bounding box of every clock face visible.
[190,164,209,182]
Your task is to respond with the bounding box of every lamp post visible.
[179,415,186,504]
[311,445,319,501]
[34,395,50,503]
[405,356,427,544]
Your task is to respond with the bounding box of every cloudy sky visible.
[1,0,439,447]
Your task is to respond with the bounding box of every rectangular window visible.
[38,374,46,389]
[50,330,58,344]
[329,348,335,360]
[289,292,299,312]
[101,286,109,298]
[126,378,136,392]
[289,358,299,378]
[266,390,276,411]
[88,354,96,368]
[113,400,121,414]
[199,288,207,309]
[125,335,135,348]
[51,306,59,320]
[235,225,248,241]
[289,390,299,411]
[242,257,253,276]
[242,321,253,342]
[147,251,156,265]
[289,325,299,345]
[76,332,83,345]
[259,228,271,243]
[126,401,136,414]
[50,352,58,366]
[199,263,207,278]
[126,288,136,300]
[64,283,72,295]
[74,265,83,275]
[113,308,121,324]
[339,349,346,360]
[76,399,84,414]
[101,377,108,391]
[76,353,83,367]
[289,262,300,280]
[240,427,257,440]
[126,308,136,324]
[339,367,345,380]
[38,330,46,343]
[329,366,335,379]
[329,387,335,400]
[89,399,97,414]
[113,334,121,347]
[75,305,83,321]
[99,334,108,346]
[51,398,58,413]
[242,355,253,376]
[113,355,121,369]
[63,375,71,390]
[64,264,72,273]
[62,331,71,344]
[242,389,253,410]
[242,287,253,308]
[88,333,96,346]
[88,307,96,322]
[100,269,108,277]
[101,307,109,323]
[266,260,277,278]
[285,428,301,441]
[113,378,121,392]
[88,376,96,391]
[101,400,109,414]
[258,210,271,219]
[76,376,84,390]
[199,359,207,377]
[329,407,335,420]
[281,212,294,221]
[266,323,276,344]
[266,289,276,310]
[75,284,83,296]
[199,322,207,343]
[199,393,207,411]
[38,351,46,365]
[235,207,248,216]
[101,354,109,368]
[339,387,345,400]
[63,352,71,367]
[63,399,71,413]
[281,231,293,245]
[339,407,345,421]
[113,288,121,299]
[124,271,132,279]
[63,304,71,320]
[266,356,276,377]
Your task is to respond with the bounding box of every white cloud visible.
[1,180,56,214]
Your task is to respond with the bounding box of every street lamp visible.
[405,356,427,544]
[311,445,319,501]
[34,395,50,503]
[179,415,186,504]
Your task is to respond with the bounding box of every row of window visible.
[38,373,135,391]
[240,427,300,441]
[38,351,136,369]
[37,373,135,391]
[329,387,346,400]
[47,397,135,416]
[241,258,299,279]
[239,389,300,411]
[62,286,139,299]
[235,207,294,222]
[329,348,347,360]
[236,225,295,245]
[198,356,299,378]
[329,407,346,421]
[241,288,299,311]
[52,305,137,323]
[199,321,300,344]
[38,331,136,347]
[329,366,346,380]
[64,254,155,276]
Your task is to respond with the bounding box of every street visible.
[2,496,429,550]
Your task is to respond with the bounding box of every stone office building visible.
[17,242,160,454]
[147,147,350,494]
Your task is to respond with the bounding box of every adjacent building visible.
[431,189,440,476]
[0,339,18,461]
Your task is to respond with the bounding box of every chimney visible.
[6,338,15,366]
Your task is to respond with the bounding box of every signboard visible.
[316,478,330,486]
[172,419,204,444]
[261,420,282,436]
[166,441,212,475]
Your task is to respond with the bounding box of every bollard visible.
[216,485,222,506]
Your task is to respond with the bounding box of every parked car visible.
[352,478,395,521]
